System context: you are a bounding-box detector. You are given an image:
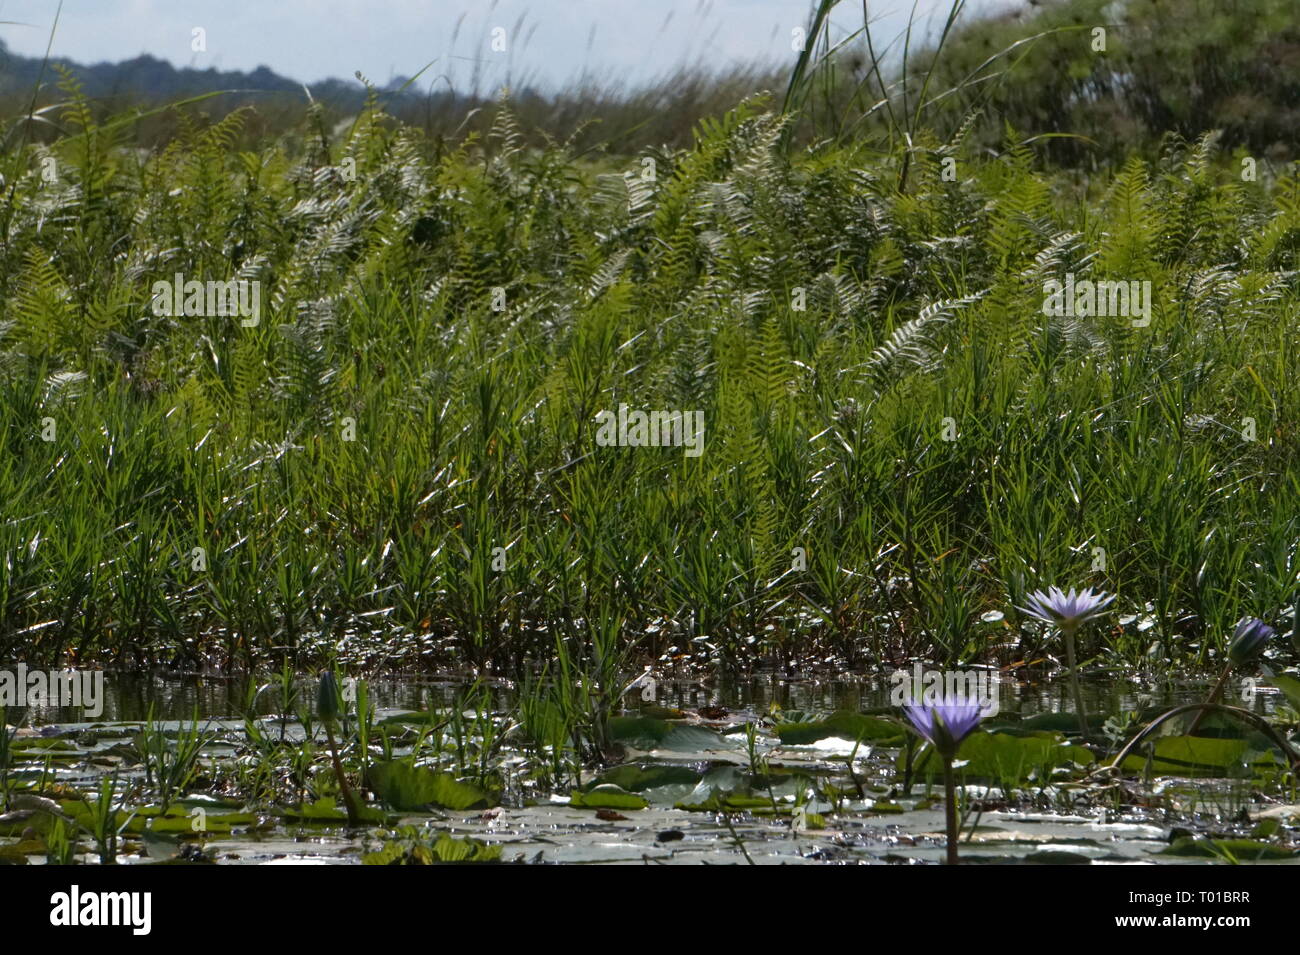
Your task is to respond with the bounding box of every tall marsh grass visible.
[1,6,1299,679]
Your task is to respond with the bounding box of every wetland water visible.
[2,668,1297,865]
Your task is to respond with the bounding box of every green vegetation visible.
[911,0,1300,165]
[0,673,1294,864]
[3,46,1300,677]
[2,0,1299,869]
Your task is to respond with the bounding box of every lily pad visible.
[148,810,256,834]
[1119,736,1282,777]
[606,717,730,752]
[675,787,775,812]
[569,785,648,810]
[282,797,385,823]
[985,712,1109,736]
[904,731,1095,783]
[368,761,497,811]
[776,711,905,746]
[595,764,703,792]
[363,831,502,864]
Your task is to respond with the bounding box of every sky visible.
[0,0,1012,94]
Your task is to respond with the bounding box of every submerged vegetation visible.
[1,0,1299,864]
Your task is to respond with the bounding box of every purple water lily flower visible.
[1227,617,1274,666]
[1016,585,1113,737]
[1018,586,1114,631]
[902,698,986,758]
[1189,616,1278,736]
[902,697,990,866]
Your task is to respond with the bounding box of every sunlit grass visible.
[0,6,1297,685]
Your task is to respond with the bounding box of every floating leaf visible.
[148,810,254,834]
[904,731,1095,782]
[675,788,774,812]
[985,712,1109,737]
[606,717,730,752]
[363,830,501,864]
[1120,736,1282,777]
[569,785,648,810]
[283,796,385,823]
[866,800,906,814]
[595,764,702,791]
[1025,849,1093,864]
[368,761,496,811]
[776,711,905,746]
[638,705,688,720]
[429,832,502,863]
[0,845,30,865]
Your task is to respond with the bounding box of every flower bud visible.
[317,670,341,721]
[1227,617,1273,667]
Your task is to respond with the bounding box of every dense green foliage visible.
[3,70,1300,675]
[911,0,1300,164]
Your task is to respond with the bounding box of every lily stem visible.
[942,757,959,866]
[1063,623,1088,737]
[1187,662,1234,736]
[324,720,361,827]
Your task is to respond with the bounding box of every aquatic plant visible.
[1108,702,1300,777]
[902,698,987,864]
[250,658,302,745]
[0,708,15,811]
[45,816,78,865]
[354,679,375,785]
[517,670,580,789]
[1187,617,1275,736]
[2,669,1298,865]
[448,682,509,787]
[1226,617,1275,667]
[2,0,1300,868]
[743,721,782,817]
[316,669,362,826]
[363,827,502,865]
[0,72,1296,678]
[77,774,135,866]
[134,707,212,813]
[1018,587,1114,736]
